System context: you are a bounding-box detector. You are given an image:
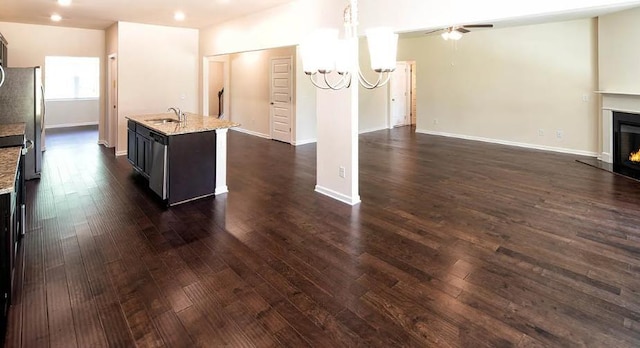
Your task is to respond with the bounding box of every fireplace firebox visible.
[613,111,640,180]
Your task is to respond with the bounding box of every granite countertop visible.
[0,123,26,138]
[0,147,22,195]
[126,113,239,136]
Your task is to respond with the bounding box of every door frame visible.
[269,55,293,144]
[202,55,230,119]
[106,53,118,148]
[388,60,413,128]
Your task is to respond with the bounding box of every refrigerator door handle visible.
[0,65,5,88]
[41,86,45,131]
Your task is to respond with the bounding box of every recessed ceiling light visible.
[58,0,72,6]
[174,11,185,21]
[51,14,62,22]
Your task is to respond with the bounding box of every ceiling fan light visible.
[441,32,450,40]
[366,27,398,72]
[449,31,463,40]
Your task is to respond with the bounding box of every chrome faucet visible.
[168,107,186,122]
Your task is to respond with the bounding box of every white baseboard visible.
[315,185,361,206]
[45,121,98,129]
[599,152,612,163]
[215,186,229,195]
[115,150,127,157]
[231,127,271,139]
[416,129,599,158]
[359,126,389,134]
[293,138,317,146]
[97,139,109,147]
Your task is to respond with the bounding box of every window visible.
[44,56,99,100]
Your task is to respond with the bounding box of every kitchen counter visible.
[0,123,26,138]
[126,113,239,136]
[0,147,22,195]
[126,113,237,206]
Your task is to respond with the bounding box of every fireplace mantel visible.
[599,92,640,163]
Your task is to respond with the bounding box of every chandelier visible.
[300,0,398,90]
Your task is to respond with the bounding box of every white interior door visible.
[108,54,118,148]
[270,57,292,143]
[390,62,410,127]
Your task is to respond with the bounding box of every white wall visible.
[45,99,100,128]
[116,22,199,154]
[0,21,105,136]
[599,6,640,93]
[394,18,599,155]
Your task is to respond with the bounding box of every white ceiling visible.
[0,0,295,30]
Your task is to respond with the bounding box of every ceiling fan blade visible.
[424,28,444,35]
[462,24,494,28]
[456,28,470,33]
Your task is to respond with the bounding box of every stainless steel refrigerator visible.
[0,67,43,180]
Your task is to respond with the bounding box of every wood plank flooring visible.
[5,125,640,347]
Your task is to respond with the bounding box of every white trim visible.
[115,150,127,157]
[44,97,99,102]
[45,121,98,129]
[292,138,317,146]
[315,185,361,206]
[231,127,271,139]
[416,129,599,158]
[215,128,229,196]
[599,152,612,163]
[359,126,388,134]
[98,139,109,147]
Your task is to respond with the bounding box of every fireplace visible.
[613,111,640,179]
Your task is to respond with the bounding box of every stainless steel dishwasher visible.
[149,131,168,200]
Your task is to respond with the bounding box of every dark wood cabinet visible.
[0,152,22,343]
[127,121,153,178]
[127,121,136,165]
[127,120,217,206]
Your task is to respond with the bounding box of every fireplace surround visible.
[613,111,640,179]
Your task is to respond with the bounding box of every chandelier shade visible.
[301,0,398,90]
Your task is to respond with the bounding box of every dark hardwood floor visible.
[5,125,640,347]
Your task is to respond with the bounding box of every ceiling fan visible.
[426,24,494,40]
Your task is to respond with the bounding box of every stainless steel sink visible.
[148,118,179,125]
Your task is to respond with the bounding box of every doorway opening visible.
[203,56,229,121]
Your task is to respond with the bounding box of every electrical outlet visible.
[538,129,544,137]
[556,130,564,139]
[582,94,589,102]
[339,166,346,178]
[433,119,439,125]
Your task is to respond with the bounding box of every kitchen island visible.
[125,113,238,206]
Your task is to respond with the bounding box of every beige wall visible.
[228,46,295,138]
[116,22,198,154]
[208,61,224,116]
[294,46,317,144]
[395,18,599,155]
[0,21,106,137]
[599,7,640,93]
